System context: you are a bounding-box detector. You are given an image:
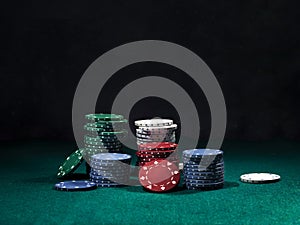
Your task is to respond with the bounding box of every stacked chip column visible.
[134,119,178,166]
[182,149,225,190]
[83,114,128,173]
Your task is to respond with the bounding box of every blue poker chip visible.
[184,162,224,169]
[91,153,132,161]
[90,167,130,173]
[184,166,224,173]
[185,181,224,187]
[186,184,223,190]
[90,163,130,170]
[183,155,223,162]
[183,149,223,157]
[183,158,224,165]
[184,170,224,176]
[94,183,126,188]
[90,160,130,165]
[90,170,129,176]
[184,178,224,184]
[54,180,97,191]
[89,178,117,184]
[90,177,128,184]
[184,174,224,180]
[89,172,129,179]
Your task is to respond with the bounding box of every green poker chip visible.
[84,135,122,143]
[85,114,124,121]
[84,140,122,147]
[57,149,84,179]
[86,119,128,126]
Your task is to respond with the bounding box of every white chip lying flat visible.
[134,119,173,127]
[240,173,281,184]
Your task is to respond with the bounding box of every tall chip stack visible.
[134,119,179,166]
[83,114,128,174]
[182,149,225,190]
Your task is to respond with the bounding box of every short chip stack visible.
[135,119,177,145]
[136,142,179,166]
[89,153,132,187]
[83,114,128,164]
[134,119,178,166]
[183,149,224,190]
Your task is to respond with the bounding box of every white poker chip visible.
[240,173,281,184]
[138,124,178,132]
[134,119,173,127]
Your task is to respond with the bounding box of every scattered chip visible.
[54,180,97,191]
[57,149,84,179]
[240,173,281,184]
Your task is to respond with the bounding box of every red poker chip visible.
[137,154,175,159]
[138,159,180,192]
[138,142,178,151]
[138,156,179,162]
[136,151,176,158]
[138,160,180,167]
[136,150,175,155]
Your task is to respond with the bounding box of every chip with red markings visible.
[138,142,178,151]
[138,159,180,192]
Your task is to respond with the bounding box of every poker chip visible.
[138,124,177,131]
[57,149,84,179]
[138,160,180,167]
[138,142,178,150]
[184,162,224,169]
[134,119,173,127]
[240,173,281,184]
[93,183,125,188]
[136,127,176,135]
[139,160,180,192]
[184,174,224,180]
[183,149,223,158]
[91,153,131,161]
[85,113,124,121]
[54,180,97,191]
[182,148,225,191]
[86,119,128,127]
[136,133,175,139]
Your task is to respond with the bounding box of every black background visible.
[1,1,299,142]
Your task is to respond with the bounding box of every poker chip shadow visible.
[21,175,58,184]
[58,173,89,180]
[222,181,239,189]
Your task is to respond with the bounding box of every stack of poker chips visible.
[182,149,224,190]
[83,114,128,164]
[134,119,178,166]
[134,119,177,145]
[89,153,132,187]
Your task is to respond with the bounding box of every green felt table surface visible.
[1,140,300,225]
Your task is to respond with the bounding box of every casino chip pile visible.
[139,159,180,192]
[134,119,178,166]
[83,114,128,164]
[183,149,225,190]
[89,153,132,187]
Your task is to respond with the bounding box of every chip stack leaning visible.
[182,149,225,190]
[134,119,178,166]
[83,114,128,170]
[89,153,132,187]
